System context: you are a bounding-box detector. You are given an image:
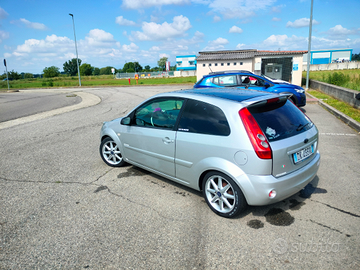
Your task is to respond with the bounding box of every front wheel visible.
[202,171,247,218]
[100,137,126,167]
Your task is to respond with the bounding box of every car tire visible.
[100,137,126,167]
[202,171,247,218]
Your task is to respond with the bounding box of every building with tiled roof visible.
[196,49,307,86]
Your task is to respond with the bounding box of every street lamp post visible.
[305,0,314,90]
[69,13,81,86]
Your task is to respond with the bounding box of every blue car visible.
[194,70,306,107]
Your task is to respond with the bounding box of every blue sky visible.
[0,0,359,74]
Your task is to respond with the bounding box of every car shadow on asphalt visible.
[118,166,325,225]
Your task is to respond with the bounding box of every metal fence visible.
[115,71,175,79]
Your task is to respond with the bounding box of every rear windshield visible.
[248,100,313,142]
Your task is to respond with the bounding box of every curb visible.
[306,92,360,134]
[0,91,101,130]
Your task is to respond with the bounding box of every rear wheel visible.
[100,137,126,167]
[202,171,246,218]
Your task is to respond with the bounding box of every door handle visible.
[162,137,174,144]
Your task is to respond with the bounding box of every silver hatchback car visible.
[100,88,320,218]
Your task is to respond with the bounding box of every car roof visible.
[174,88,276,103]
[207,70,254,76]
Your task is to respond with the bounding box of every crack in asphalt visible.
[311,199,360,218]
[0,172,182,222]
[309,219,351,237]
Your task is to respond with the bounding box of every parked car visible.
[99,88,320,218]
[194,70,306,107]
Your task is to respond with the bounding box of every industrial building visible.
[303,48,353,65]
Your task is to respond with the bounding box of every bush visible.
[326,72,349,86]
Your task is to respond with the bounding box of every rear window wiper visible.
[296,122,312,131]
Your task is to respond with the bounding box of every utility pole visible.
[305,0,314,90]
[3,59,9,91]
[69,13,81,86]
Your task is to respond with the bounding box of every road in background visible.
[0,91,81,122]
[0,86,359,269]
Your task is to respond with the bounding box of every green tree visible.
[123,62,134,73]
[63,58,82,76]
[144,65,151,72]
[157,57,168,70]
[80,63,94,76]
[93,67,100,75]
[7,70,22,80]
[352,53,360,61]
[123,62,143,73]
[100,66,115,75]
[43,66,60,78]
[134,62,143,72]
[24,73,33,78]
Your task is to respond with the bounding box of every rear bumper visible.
[236,151,320,205]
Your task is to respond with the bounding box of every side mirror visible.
[121,117,131,125]
[264,82,270,89]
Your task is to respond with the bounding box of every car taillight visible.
[239,107,272,159]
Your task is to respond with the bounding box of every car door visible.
[119,97,184,177]
[175,99,231,188]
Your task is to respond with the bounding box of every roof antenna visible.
[208,65,213,73]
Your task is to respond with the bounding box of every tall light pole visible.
[69,13,81,86]
[305,0,314,90]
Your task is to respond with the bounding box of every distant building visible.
[303,49,353,65]
[196,49,306,86]
[174,55,197,77]
[176,55,196,71]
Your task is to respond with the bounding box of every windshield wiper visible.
[297,122,312,131]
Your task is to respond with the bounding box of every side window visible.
[248,76,266,87]
[212,75,237,86]
[178,100,230,136]
[134,98,184,129]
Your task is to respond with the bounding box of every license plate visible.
[293,145,314,164]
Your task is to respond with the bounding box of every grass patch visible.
[0,76,196,91]
[303,69,360,91]
[308,90,360,122]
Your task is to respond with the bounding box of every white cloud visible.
[209,0,276,19]
[286,18,320,28]
[0,30,9,43]
[122,0,190,9]
[11,18,49,30]
[272,17,281,22]
[213,15,221,22]
[254,33,360,52]
[229,26,243,34]
[236,43,246,49]
[326,25,359,39]
[271,4,285,13]
[84,29,120,47]
[259,34,307,50]
[202,37,229,51]
[131,15,191,41]
[0,7,8,20]
[122,43,139,52]
[115,16,136,26]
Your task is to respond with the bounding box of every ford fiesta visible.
[194,70,307,107]
[100,88,320,218]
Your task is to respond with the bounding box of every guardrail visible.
[309,79,360,109]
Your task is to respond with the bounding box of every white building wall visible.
[196,59,253,81]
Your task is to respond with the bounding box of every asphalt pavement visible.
[0,86,359,269]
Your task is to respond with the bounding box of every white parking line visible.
[320,133,357,137]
